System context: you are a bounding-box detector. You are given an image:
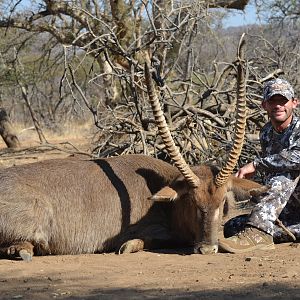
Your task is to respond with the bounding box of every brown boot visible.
[219,226,275,254]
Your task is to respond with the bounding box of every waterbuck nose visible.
[195,244,218,255]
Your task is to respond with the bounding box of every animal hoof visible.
[118,239,144,254]
[19,249,33,262]
[7,242,34,261]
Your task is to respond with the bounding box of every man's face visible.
[262,94,298,123]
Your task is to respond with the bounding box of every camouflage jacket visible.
[254,116,300,181]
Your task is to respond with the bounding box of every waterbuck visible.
[0,35,264,261]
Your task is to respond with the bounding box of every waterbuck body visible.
[0,154,261,260]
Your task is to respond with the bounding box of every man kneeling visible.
[219,78,300,253]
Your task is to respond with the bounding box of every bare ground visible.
[0,132,299,300]
[0,244,299,300]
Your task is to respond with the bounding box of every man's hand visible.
[236,162,256,179]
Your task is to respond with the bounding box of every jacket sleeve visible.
[255,138,300,172]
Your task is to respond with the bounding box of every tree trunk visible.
[208,0,250,10]
[0,108,21,148]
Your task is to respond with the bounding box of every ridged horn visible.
[144,63,200,188]
[214,33,247,188]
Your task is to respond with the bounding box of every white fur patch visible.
[212,208,220,223]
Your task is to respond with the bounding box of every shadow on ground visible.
[70,284,299,300]
[1,282,299,300]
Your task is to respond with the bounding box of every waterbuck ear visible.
[227,176,267,200]
[148,186,178,202]
[248,186,269,197]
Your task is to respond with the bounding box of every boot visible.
[219,226,275,254]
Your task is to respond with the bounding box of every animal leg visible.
[0,241,34,261]
[118,237,182,254]
[117,222,184,254]
[118,239,144,254]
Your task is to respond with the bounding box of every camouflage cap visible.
[263,78,294,102]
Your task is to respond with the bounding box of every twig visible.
[275,218,296,242]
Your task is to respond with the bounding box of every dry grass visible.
[0,120,94,150]
[0,120,95,168]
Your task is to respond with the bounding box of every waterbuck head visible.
[144,34,247,254]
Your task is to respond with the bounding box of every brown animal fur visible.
[0,154,263,260]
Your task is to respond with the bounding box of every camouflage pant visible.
[224,175,300,243]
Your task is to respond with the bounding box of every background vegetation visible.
[0,0,299,171]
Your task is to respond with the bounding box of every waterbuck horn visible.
[214,33,247,188]
[144,63,200,188]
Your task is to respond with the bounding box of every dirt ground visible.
[0,130,299,300]
[0,243,299,300]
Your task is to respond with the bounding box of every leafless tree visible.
[0,0,298,173]
[255,0,300,21]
